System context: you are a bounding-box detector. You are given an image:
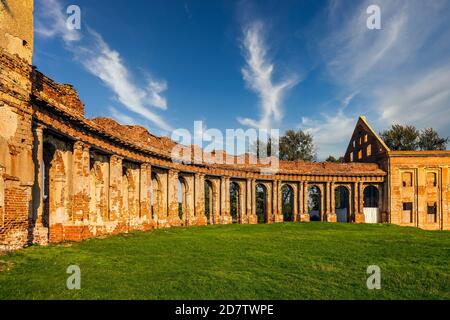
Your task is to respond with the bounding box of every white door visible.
[364,208,380,224]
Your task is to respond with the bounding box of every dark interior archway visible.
[42,142,56,229]
[335,186,350,222]
[230,182,240,223]
[364,186,379,208]
[308,185,321,221]
[282,184,294,222]
[204,180,215,224]
[256,184,267,224]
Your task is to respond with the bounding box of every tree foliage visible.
[325,156,344,163]
[418,128,448,151]
[380,124,448,151]
[380,124,420,151]
[279,129,317,161]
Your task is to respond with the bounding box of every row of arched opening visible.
[152,174,380,225]
[281,184,379,222]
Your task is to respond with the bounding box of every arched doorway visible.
[43,140,68,242]
[42,142,57,229]
[282,184,294,222]
[308,185,321,221]
[178,177,189,224]
[335,186,350,223]
[364,185,380,223]
[230,182,241,224]
[256,183,267,223]
[204,179,215,224]
[151,172,162,221]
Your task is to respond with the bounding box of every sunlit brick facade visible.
[1,1,448,251]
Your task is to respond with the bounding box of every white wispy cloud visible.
[35,0,81,42]
[79,30,172,131]
[302,0,450,158]
[109,107,136,125]
[147,79,168,110]
[300,108,355,159]
[238,21,299,130]
[35,0,172,132]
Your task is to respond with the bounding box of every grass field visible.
[0,223,449,300]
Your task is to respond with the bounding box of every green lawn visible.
[0,223,449,300]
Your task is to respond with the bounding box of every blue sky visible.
[35,0,450,159]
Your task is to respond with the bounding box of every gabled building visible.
[345,116,450,230]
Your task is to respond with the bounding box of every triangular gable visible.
[344,116,390,163]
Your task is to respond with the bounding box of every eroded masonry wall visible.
[6,0,449,253]
[0,0,36,249]
[0,0,34,64]
[389,155,450,230]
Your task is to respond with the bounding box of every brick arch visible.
[205,178,220,224]
[308,184,322,221]
[230,181,242,224]
[151,172,163,222]
[256,182,270,224]
[178,175,190,224]
[363,185,379,208]
[334,185,351,223]
[281,183,295,222]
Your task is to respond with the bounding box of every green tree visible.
[380,124,420,151]
[279,129,316,161]
[325,155,344,163]
[418,128,448,150]
[249,137,278,159]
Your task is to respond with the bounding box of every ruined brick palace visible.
[1,1,449,251]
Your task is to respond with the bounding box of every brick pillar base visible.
[248,215,258,224]
[300,213,310,222]
[274,214,284,223]
[190,215,208,226]
[326,214,337,222]
[355,213,365,223]
[168,216,183,226]
[32,225,49,245]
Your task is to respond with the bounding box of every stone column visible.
[167,169,181,226]
[327,182,337,222]
[32,124,44,226]
[72,141,90,223]
[220,176,231,224]
[292,184,298,222]
[182,175,195,226]
[250,179,257,224]
[226,177,231,220]
[301,181,310,222]
[194,173,207,226]
[319,185,325,221]
[271,181,277,223]
[324,182,330,216]
[0,166,4,228]
[274,180,283,223]
[246,178,252,220]
[378,184,385,223]
[278,181,283,221]
[238,181,246,224]
[124,164,140,229]
[139,163,152,229]
[109,155,123,223]
[355,182,365,223]
[266,183,273,224]
[222,177,232,224]
[212,179,220,224]
[442,168,450,230]
[298,182,302,221]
